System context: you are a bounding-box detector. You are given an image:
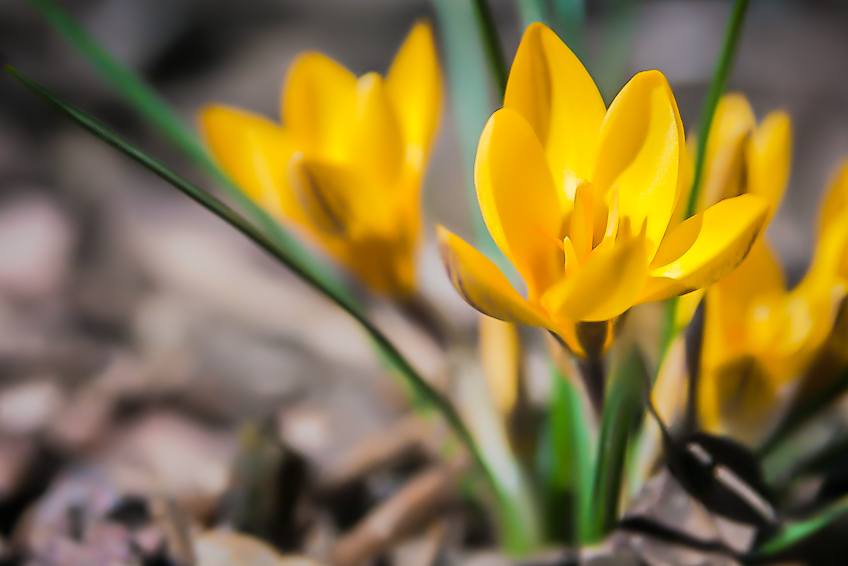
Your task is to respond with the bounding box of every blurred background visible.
[0,0,847,564]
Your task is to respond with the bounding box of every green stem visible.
[6,63,493,514]
[471,0,509,96]
[584,340,645,543]
[540,363,594,545]
[684,0,751,219]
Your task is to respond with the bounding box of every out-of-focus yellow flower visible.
[438,23,769,355]
[199,21,441,297]
[793,159,848,401]
[683,94,791,219]
[479,314,522,417]
[699,160,848,441]
[672,94,792,330]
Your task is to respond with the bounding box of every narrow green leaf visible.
[5,64,492,514]
[454,349,543,555]
[470,0,509,97]
[755,495,848,556]
[538,363,594,545]
[584,342,646,543]
[685,0,752,219]
[25,0,349,300]
[432,0,511,274]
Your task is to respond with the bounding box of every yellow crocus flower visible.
[792,159,848,402]
[199,21,441,297]
[672,94,793,331]
[438,23,769,354]
[689,93,791,217]
[699,161,848,442]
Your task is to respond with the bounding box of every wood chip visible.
[331,466,459,566]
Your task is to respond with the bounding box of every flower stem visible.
[471,0,509,97]
[584,339,646,543]
[684,0,752,219]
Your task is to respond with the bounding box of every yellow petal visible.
[746,111,792,216]
[479,315,521,416]
[707,240,785,355]
[541,234,649,322]
[668,134,697,230]
[504,22,605,193]
[437,226,554,329]
[287,153,359,237]
[346,236,417,297]
[817,157,848,238]
[811,206,848,283]
[593,70,681,259]
[641,194,769,302]
[282,52,357,159]
[699,92,754,210]
[386,20,442,173]
[700,125,748,208]
[475,108,564,301]
[569,181,595,259]
[699,355,781,443]
[705,93,755,177]
[350,73,405,189]
[199,105,298,220]
[714,240,785,311]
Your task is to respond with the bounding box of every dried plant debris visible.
[618,471,749,566]
[21,467,194,566]
[332,466,461,566]
[194,530,325,566]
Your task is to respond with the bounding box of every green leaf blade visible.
[26,0,349,300]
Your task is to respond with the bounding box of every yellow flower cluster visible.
[198,19,848,443]
[199,22,441,297]
[699,148,848,442]
[438,24,769,354]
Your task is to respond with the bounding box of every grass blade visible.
[25,0,349,300]
[454,349,542,554]
[432,0,509,273]
[5,63,492,513]
[538,362,594,545]
[470,0,509,97]
[754,495,848,557]
[684,0,752,219]
[584,341,646,543]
